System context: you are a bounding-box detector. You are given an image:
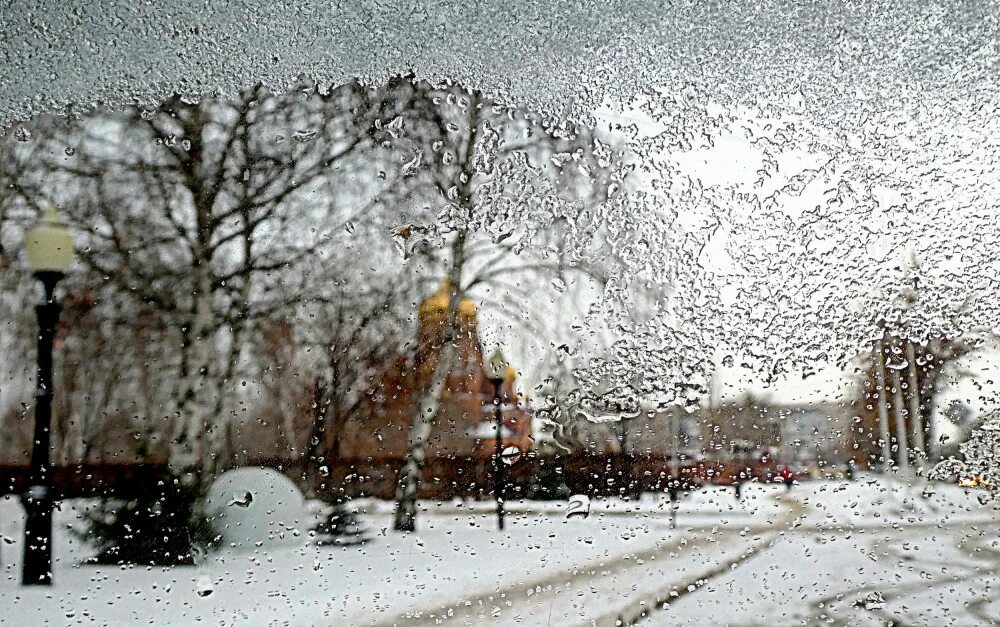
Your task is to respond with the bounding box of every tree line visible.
[0,76,617,530]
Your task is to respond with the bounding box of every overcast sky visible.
[479,95,1000,424]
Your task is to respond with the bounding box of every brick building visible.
[338,282,533,462]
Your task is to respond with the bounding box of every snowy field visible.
[1,476,997,626]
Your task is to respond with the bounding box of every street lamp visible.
[668,409,680,529]
[484,347,508,531]
[22,208,74,586]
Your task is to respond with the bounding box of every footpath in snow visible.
[1,476,995,626]
[651,477,1000,626]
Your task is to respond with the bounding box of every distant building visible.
[701,397,853,467]
[562,395,852,468]
[774,403,854,466]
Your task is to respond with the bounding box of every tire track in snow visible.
[373,494,806,627]
[803,520,1000,627]
[604,495,809,627]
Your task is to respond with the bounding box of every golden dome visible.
[460,299,478,317]
[418,281,477,320]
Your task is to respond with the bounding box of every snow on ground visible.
[1,476,996,626]
[657,515,1000,626]
[0,486,773,626]
[794,475,997,528]
[381,484,792,627]
[355,482,781,524]
[650,476,1000,627]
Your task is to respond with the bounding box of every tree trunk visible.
[203,326,243,476]
[891,365,910,476]
[301,378,328,499]
[170,251,215,476]
[393,231,467,532]
[169,105,218,480]
[204,206,254,476]
[905,341,925,464]
[874,340,893,471]
[669,410,679,529]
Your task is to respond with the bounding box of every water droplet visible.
[501,446,521,465]
[196,576,214,597]
[227,490,253,508]
[858,590,886,610]
[566,494,590,519]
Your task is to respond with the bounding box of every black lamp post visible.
[485,347,508,531]
[22,208,74,586]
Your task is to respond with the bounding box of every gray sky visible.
[478,95,1000,422]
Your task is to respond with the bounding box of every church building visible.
[338,282,533,462]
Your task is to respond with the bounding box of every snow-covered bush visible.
[311,499,371,547]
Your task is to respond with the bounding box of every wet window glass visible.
[2,3,999,625]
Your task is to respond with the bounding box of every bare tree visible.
[3,79,423,478]
[387,81,614,531]
[296,270,421,497]
[855,328,977,469]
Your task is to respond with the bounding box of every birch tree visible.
[389,82,614,531]
[3,79,420,478]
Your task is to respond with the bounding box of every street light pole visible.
[492,380,505,531]
[22,272,62,585]
[669,409,679,529]
[22,208,74,586]
[874,338,893,472]
[485,348,509,531]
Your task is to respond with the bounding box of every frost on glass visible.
[3,3,998,364]
[2,2,1000,624]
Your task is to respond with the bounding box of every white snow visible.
[204,467,307,550]
[1,476,996,626]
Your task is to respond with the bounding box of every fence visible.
[0,454,779,501]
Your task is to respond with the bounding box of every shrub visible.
[312,499,371,546]
[74,474,220,566]
[527,457,572,501]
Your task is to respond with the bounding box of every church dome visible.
[418,281,477,321]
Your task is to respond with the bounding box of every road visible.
[377,487,1000,627]
[653,518,1000,626]
[376,494,807,626]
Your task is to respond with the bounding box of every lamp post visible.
[668,409,679,529]
[22,208,74,586]
[484,347,508,531]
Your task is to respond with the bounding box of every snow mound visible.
[204,467,307,550]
